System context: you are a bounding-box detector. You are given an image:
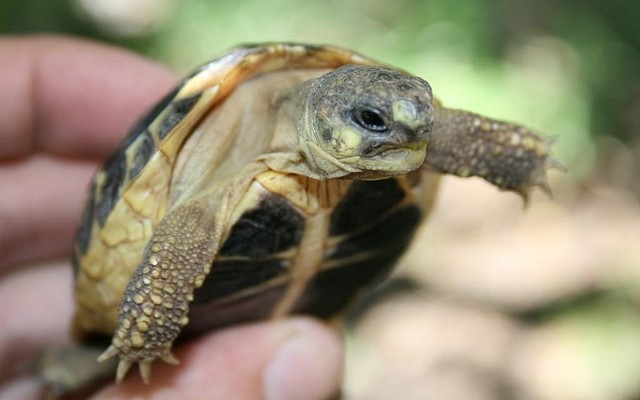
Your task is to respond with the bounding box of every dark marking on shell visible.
[96,150,127,227]
[128,129,155,180]
[183,190,420,333]
[158,93,202,139]
[185,284,286,335]
[86,85,186,228]
[76,181,96,255]
[174,93,202,114]
[87,85,200,227]
[329,205,421,260]
[299,43,325,52]
[192,259,288,305]
[219,195,305,258]
[294,247,409,318]
[183,205,420,332]
[184,247,408,335]
[126,85,181,145]
[329,179,406,236]
[293,204,421,318]
[71,250,80,277]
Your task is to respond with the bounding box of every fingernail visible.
[264,319,343,400]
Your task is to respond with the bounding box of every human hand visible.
[0,36,343,400]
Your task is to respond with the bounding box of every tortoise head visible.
[300,65,434,179]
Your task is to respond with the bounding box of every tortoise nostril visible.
[396,124,429,142]
[417,126,432,139]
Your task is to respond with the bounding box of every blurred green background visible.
[2,0,639,399]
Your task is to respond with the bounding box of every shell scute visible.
[128,130,155,181]
[96,150,127,227]
[76,181,97,256]
[157,93,202,140]
[124,85,181,149]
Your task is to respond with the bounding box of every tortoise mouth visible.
[355,144,427,176]
[363,141,426,157]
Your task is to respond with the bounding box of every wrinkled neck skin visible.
[260,78,365,181]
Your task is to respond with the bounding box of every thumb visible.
[92,317,344,400]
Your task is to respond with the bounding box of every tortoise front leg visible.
[425,107,564,200]
[98,201,220,383]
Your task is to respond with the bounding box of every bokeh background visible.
[2,0,639,398]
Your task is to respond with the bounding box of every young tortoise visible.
[52,43,557,393]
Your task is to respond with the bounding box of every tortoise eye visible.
[352,107,389,133]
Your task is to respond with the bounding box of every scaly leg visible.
[425,107,564,201]
[97,201,220,383]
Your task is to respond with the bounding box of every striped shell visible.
[72,44,380,334]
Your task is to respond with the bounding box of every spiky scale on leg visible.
[425,107,562,201]
[98,202,217,383]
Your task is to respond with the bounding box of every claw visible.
[516,190,530,207]
[527,154,565,200]
[97,345,119,363]
[541,135,566,173]
[537,177,553,197]
[161,351,180,365]
[115,359,133,384]
[139,360,152,384]
[96,344,180,385]
[546,156,567,172]
[517,170,553,206]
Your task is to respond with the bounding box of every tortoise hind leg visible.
[98,201,220,383]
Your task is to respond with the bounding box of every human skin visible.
[0,35,343,400]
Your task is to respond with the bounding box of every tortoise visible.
[46,43,558,393]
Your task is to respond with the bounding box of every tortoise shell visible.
[71,44,425,338]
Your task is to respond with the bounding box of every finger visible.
[93,318,343,400]
[0,263,73,379]
[0,156,95,269]
[0,375,41,400]
[0,35,178,160]
[0,36,179,269]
